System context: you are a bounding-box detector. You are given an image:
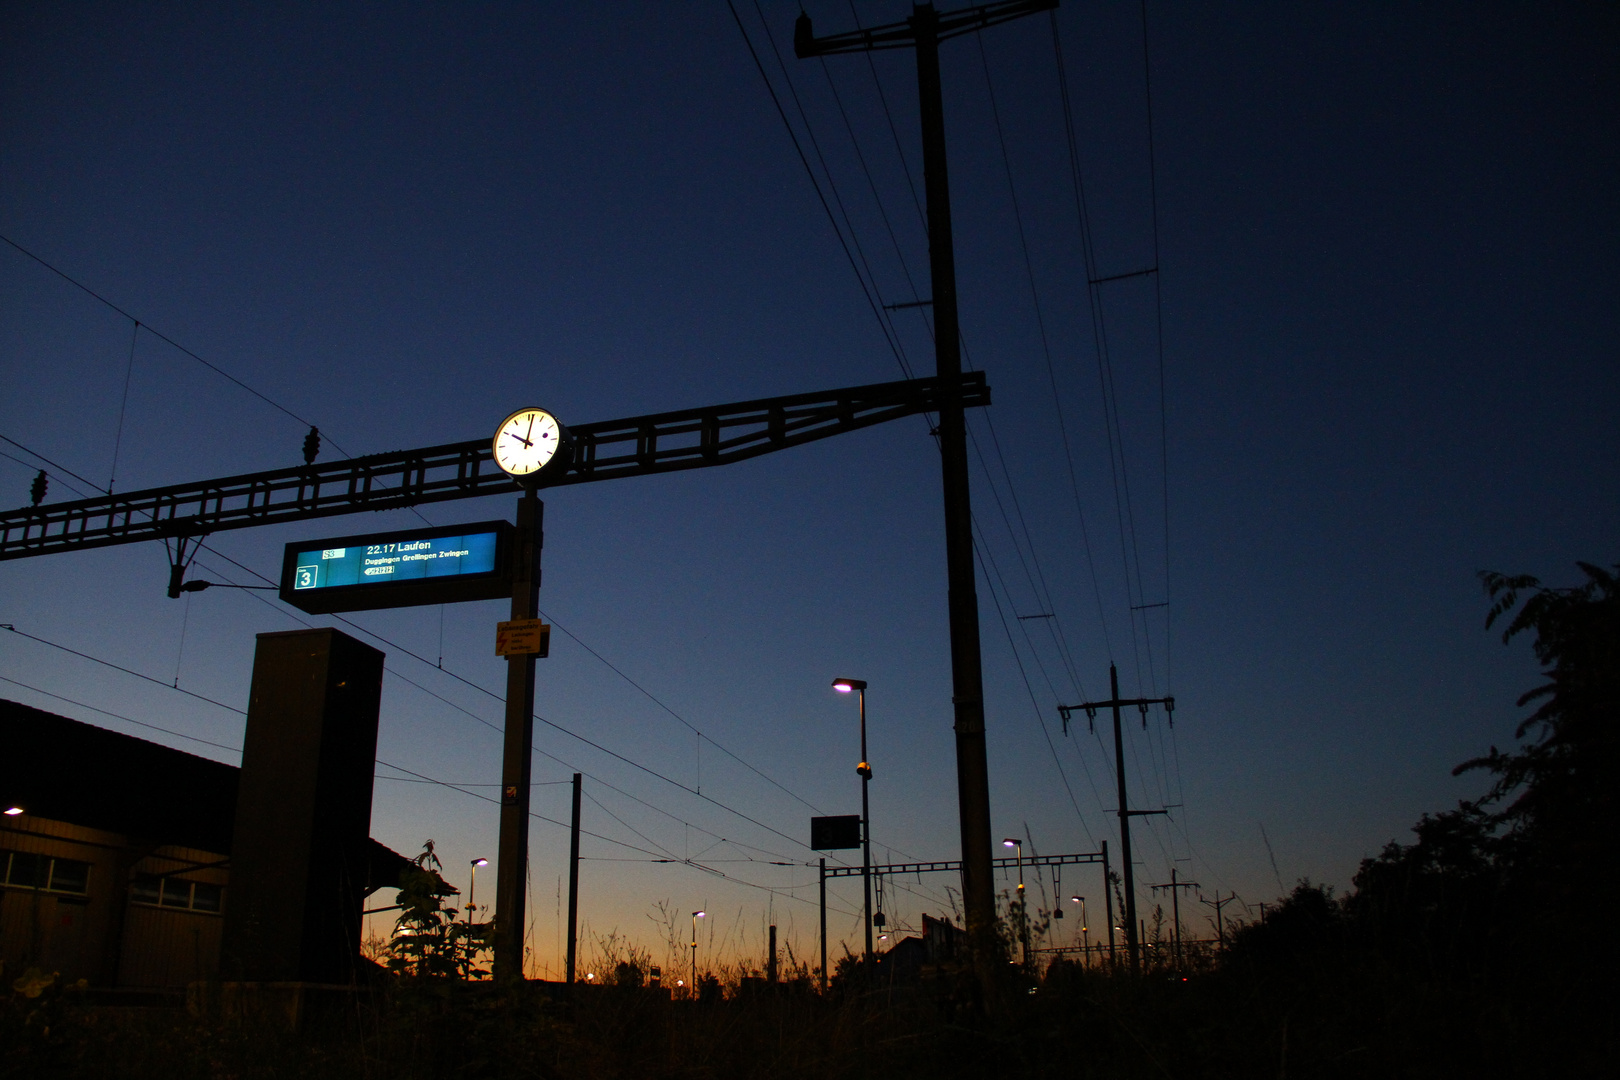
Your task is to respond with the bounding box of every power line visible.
[0,674,240,754]
[970,519,1099,849]
[541,613,827,817]
[179,542,858,870]
[724,0,911,378]
[1,434,108,496]
[0,232,342,452]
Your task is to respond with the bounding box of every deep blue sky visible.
[3,1,1615,976]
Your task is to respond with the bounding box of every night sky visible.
[3,1,1615,978]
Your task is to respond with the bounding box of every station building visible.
[0,698,410,991]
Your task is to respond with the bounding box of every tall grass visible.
[6,935,1604,1080]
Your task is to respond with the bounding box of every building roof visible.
[0,698,413,890]
[1,698,239,853]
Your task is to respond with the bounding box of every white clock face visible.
[493,408,565,477]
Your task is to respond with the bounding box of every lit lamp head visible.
[1002,839,1019,849]
[3,806,22,817]
[471,858,489,868]
[831,678,867,693]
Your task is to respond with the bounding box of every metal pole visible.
[912,0,996,993]
[819,857,828,994]
[1112,663,1140,974]
[1080,899,1089,968]
[859,686,874,977]
[1102,839,1115,969]
[1015,842,1029,968]
[566,772,582,984]
[768,924,778,985]
[1171,868,1182,969]
[493,489,541,981]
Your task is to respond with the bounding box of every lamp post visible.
[1003,838,1029,968]
[1071,895,1088,966]
[690,909,705,998]
[467,858,488,924]
[832,677,874,977]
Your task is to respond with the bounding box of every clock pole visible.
[492,484,541,981]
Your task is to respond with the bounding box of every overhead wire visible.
[1042,10,1186,885]
[1,434,107,497]
[0,622,874,915]
[6,1,1202,942]
[23,453,853,884]
[740,5,1125,865]
[163,555,893,894]
[1137,0,1189,872]
[969,518,1100,847]
[0,233,343,453]
[1047,18,1151,694]
[175,548,967,910]
[725,0,913,378]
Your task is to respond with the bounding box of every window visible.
[130,873,223,914]
[0,849,91,895]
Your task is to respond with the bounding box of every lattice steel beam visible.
[822,850,1102,879]
[1,373,987,561]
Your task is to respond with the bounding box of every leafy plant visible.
[386,840,491,980]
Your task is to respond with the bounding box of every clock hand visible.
[507,431,533,448]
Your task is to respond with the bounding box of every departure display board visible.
[280,521,513,614]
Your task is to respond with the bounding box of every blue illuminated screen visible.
[290,530,500,592]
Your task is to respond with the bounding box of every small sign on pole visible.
[811,814,862,851]
[496,619,550,657]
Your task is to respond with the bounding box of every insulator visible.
[302,425,321,465]
[30,470,47,506]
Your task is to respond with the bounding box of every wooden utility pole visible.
[796,0,1057,998]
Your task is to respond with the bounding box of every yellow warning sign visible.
[496,619,550,657]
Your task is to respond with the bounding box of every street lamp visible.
[832,677,874,977]
[691,910,706,998]
[3,806,22,816]
[1003,839,1029,967]
[467,858,489,924]
[1071,895,1088,965]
